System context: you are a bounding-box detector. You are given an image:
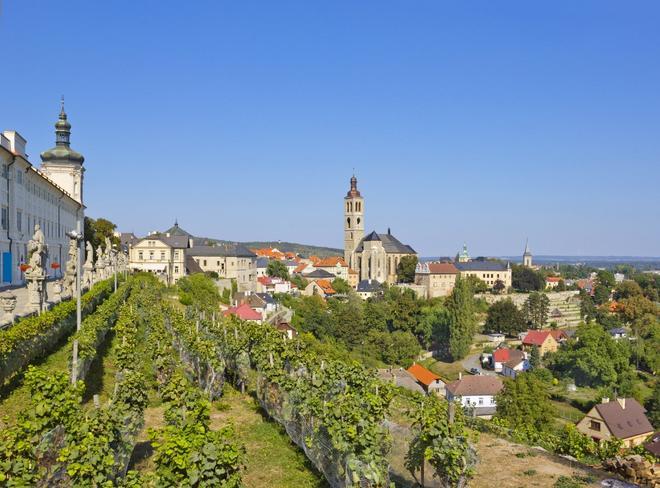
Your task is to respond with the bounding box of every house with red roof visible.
[491,347,526,373]
[545,276,562,289]
[257,276,293,294]
[313,256,349,280]
[304,279,336,298]
[406,363,446,395]
[522,330,559,356]
[223,303,263,323]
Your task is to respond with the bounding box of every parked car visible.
[470,367,482,375]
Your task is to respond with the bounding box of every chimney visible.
[2,130,27,157]
[617,398,626,409]
[388,227,391,235]
[601,397,610,404]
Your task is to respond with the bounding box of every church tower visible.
[344,175,364,268]
[523,239,533,267]
[40,99,85,204]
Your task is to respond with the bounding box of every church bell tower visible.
[40,98,85,204]
[344,175,364,268]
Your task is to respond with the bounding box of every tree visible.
[495,373,556,432]
[331,278,352,294]
[362,299,389,332]
[592,284,611,306]
[614,280,643,300]
[523,292,550,329]
[580,292,597,322]
[492,279,506,294]
[645,381,660,429]
[547,322,633,388]
[529,346,541,369]
[512,265,544,292]
[445,277,477,360]
[84,216,120,251]
[618,295,657,324]
[385,287,422,335]
[327,295,366,348]
[464,275,488,294]
[396,255,418,283]
[290,295,331,337]
[484,299,525,336]
[555,279,567,292]
[289,274,308,291]
[406,395,477,488]
[177,273,220,314]
[596,270,616,289]
[266,260,289,280]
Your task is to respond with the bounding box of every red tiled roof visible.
[314,256,348,268]
[293,263,309,274]
[492,348,524,363]
[522,330,555,346]
[223,303,262,321]
[549,330,568,341]
[427,262,459,274]
[258,276,272,285]
[546,276,562,282]
[407,364,441,387]
[313,279,335,294]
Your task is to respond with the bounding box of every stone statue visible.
[95,244,106,279]
[83,241,94,287]
[25,224,48,313]
[27,224,47,276]
[62,237,78,297]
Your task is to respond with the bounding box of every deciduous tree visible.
[484,299,525,336]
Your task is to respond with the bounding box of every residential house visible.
[223,303,263,323]
[256,257,270,278]
[576,397,654,448]
[609,328,627,340]
[378,368,425,395]
[546,276,562,289]
[257,276,292,294]
[406,363,446,396]
[283,260,299,276]
[302,269,336,281]
[549,329,569,344]
[313,256,349,280]
[445,375,504,419]
[521,330,559,356]
[356,279,383,300]
[275,321,297,340]
[129,234,190,285]
[304,279,335,298]
[233,291,278,316]
[293,262,314,276]
[491,348,525,373]
[501,356,530,379]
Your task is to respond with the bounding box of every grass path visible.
[130,385,327,488]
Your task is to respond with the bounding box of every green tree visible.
[331,277,352,294]
[580,292,597,322]
[512,265,544,292]
[592,284,611,305]
[492,279,506,294]
[406,395,477,488]
[484,299,525,336]
[464,275,488,294]
[618,294,657,324]
[614,280,643,300]
[495,373,556,433]
[266,260,289,279]
[445,277,477,360]
[645,381,660,429]
[84,216,120,251]
[548,322,633,388]
[177,273,220,313]
[396,255,418,283]
[362,299,389,332]
[523,292,550,329]
[385,287,422,335]
[529,346,541,369]
[596,270,616,289]
[290,295,331,337]
[327,295,366,348]
[289,274,308,291]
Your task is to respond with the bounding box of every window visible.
[16,171,22,185]
[16,210,22,232]
[1,207,7,230]
[149,251,154,260]
[174,266,179,273]
[174,251,179,259]
[138,251,143,260]
[203,259,207,266]
[478,397,484,405]
[589,420,601,431]
[160,251,165,260]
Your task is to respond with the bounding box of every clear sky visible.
[2,1,659,257]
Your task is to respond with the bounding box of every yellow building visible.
[576,398,653,448]
[415,262,459,298]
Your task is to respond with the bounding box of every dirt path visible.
[210,386,328,488]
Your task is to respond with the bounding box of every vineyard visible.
[0,274,400,487]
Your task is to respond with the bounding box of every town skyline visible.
[3,1,660,256]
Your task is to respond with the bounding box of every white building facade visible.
[0,104,84,285]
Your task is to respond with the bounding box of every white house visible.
[501,357,530,379]
[445,375,503,419]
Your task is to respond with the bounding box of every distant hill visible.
[202,238,343,259]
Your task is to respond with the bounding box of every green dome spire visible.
[40,97,84,165]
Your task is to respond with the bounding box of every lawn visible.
[418,357,465,381]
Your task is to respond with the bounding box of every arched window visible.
[347,217,351,227]
[357,217,361,225]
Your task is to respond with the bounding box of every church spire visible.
[55,96,72,146]
[346,174,361,198]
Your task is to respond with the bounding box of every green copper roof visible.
[40,99,84,165]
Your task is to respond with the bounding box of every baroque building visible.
[343,176,416,285]
[0,102,84,285]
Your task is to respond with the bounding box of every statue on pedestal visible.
[62,237,78,297]
[95,244,106,280]
[83,241,94,287]
[25,224,48,313]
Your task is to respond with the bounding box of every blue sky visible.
[2,1,659,256]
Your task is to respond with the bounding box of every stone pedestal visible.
[25,271,46,314]
[0,292,17,327]
[83,263,94,288]
[52,280,63,301]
